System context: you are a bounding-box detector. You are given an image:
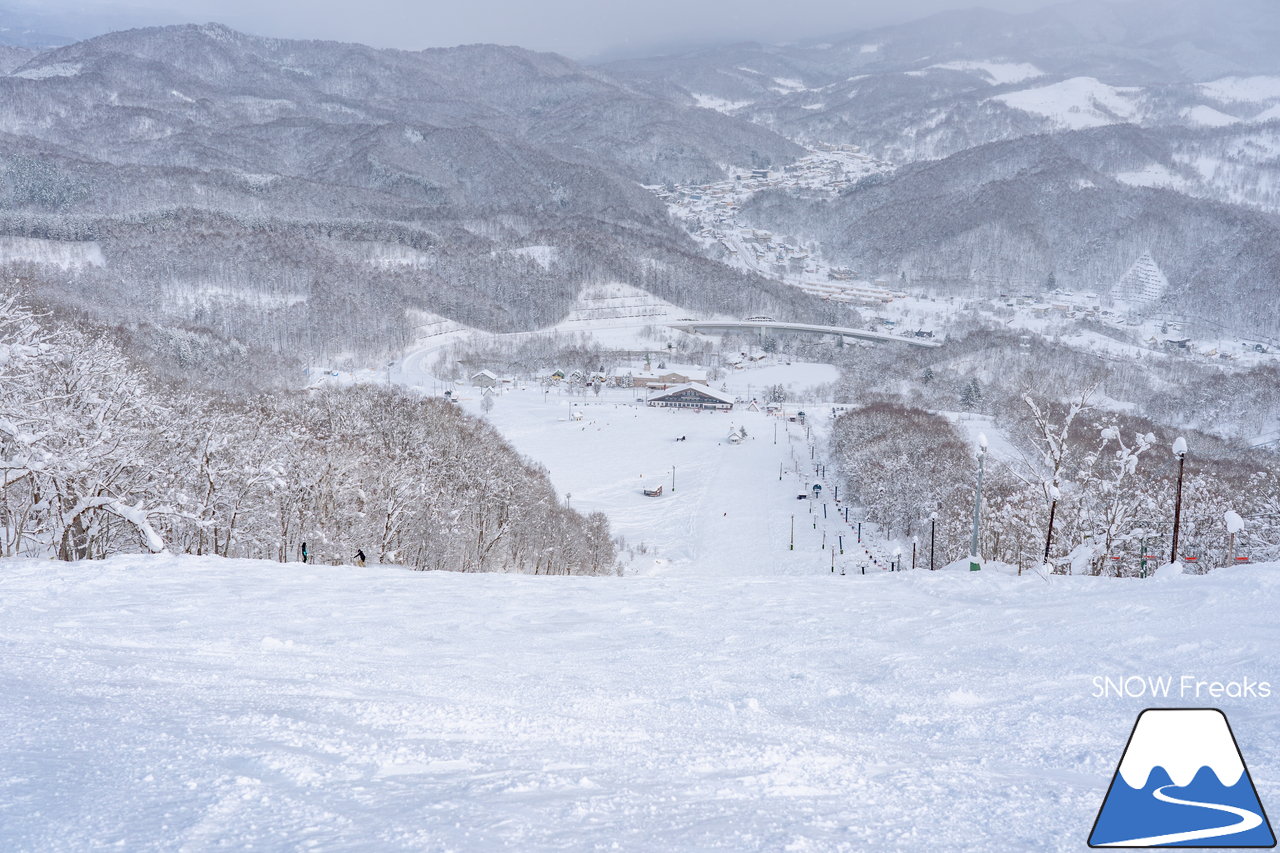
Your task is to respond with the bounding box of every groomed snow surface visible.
[3,554,1279,851]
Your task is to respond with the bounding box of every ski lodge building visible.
[646,383,735,411]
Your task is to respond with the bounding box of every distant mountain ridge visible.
[0,22,828,388]
[3,1,1280,384]
[600,0,1280,169]
[599,0,1280,337]
[740,129,1280,337]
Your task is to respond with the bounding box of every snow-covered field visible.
[2,555,1277,851]
[466,383,858,575]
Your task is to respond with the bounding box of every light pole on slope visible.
[929,511,937,571]
[1171,437,1188,565]
[969,434,988,572]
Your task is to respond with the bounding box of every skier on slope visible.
[354,549,366,567]
[301,541,308,564]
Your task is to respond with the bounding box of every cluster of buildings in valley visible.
[464,355,822,412]
[651,144,907,309]
[470,366,710,390]
[468,364,743,411]
[652,143,1277,366]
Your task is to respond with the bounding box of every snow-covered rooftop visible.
[647,382,735,404]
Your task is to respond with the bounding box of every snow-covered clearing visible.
[166,284,307,311]
[1199,75,1280,104]
[928,61,1044,85]
[2,555,1277,851]
[0,236,105,270]
[347,241,435,269]
[502,245,559,270]
[10,62,81,80]
[691,93,753,113]
[1114,162,1190,191]
[992,77,1143,130]
[1182,104,1241,127]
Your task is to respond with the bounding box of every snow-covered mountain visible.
[5,0,1280,380]
[738,129,1280,338]
[0,23,822,386]
[603,1,1280,178]
[596,0,1280,339]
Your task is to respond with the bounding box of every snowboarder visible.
[354,549,366,567]
[301,541,308,564]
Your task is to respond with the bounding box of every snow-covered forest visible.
[831,397,1280,574]
[826,320,1280,572]
[0,296,615,573]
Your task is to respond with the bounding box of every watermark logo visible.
[1091,675,1272,701]
[1089,708,1275,848]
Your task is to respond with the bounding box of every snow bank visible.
[1,554,1276,850]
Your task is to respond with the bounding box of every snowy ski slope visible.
[1,555,1277,851]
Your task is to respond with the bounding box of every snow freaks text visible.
[1091,676,1273,700]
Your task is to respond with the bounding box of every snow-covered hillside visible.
[991,77,1144,130]
[2,555,1277,851]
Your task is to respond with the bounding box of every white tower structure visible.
[1109,250,1168,311]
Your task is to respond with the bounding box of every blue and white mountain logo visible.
[1089,708,1276,848]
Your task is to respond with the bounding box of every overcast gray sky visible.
[10,0,1069,58]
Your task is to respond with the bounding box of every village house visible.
[470,369,499,388]
[646,383,735,411]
